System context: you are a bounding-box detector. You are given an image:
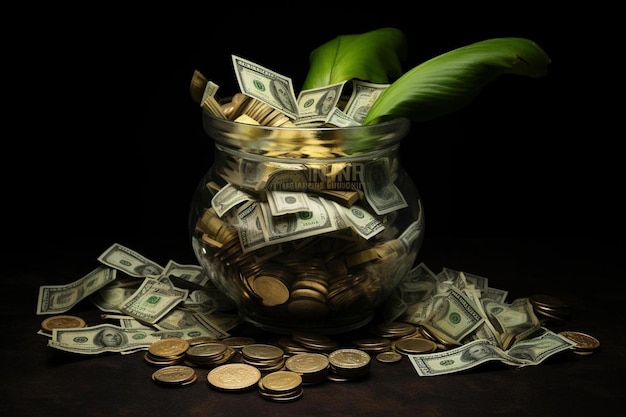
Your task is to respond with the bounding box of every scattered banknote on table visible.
[37,265,117,315]
[409,329,576,376]
[377,260,582,374]
[37,243,238,355]
[37,243,585,372]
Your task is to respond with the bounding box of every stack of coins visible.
[258,370,304,402]
[327,348,371,382]
[240,344,286,372]
[144,338,189,367]
[529,294,570,324]
[291,332,339,353]
[418,324,460,350]
[267,335,313,355]
[284,352,330,385]
[375,351,403,364]
[351,337,393,353]
[393,337,438,355]
[286,259,332,318]
[185,342,237,367]
[207,363,261,392]
[370,321,417,339]
[195,208,242,265]
[151,365,197,387]
[221,336,257,351]
[558,330,601,355]
[187,336,219,347]
[221,93,296,128]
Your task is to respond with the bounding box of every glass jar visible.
[189,111,424,335]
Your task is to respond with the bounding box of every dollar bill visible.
[231,54,298,119]
[343,79,390,123]
[408,339,509,376]
[237,197,338,252]
[482,297,540,346]
[98,243,164,278]
[397,213,424,252]
[90,286,138,313]
[47,323,166,355]
[443,268,488,291]
[481,286,509,303]
[211,183,254,218]
[331,201,385,240]
[191,312,233,339]
[101,315,154,330]
[261,196,337,245]
[162,260,209,287]
[503,329,576,366]
[236,201,268,252]
[460,287,502,347]
[410,328,577,376]
[295,82,345,125]
[398,262,439,306]
[119,277,188,324]
[362,158,408,215]
[37,266,117,315]
[324,107,361,127]
[424,286,485,343]
[266,190,311,216]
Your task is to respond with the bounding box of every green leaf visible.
[361,37,551,125]
[301,27,408,91]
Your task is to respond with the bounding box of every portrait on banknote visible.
[270,79,296,113]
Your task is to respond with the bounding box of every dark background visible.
[5,9,626,417]
[8,6,621,262]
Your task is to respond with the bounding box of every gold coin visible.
[285,352,329,373]
[152,365,196,385]
[376,351,403,364]
[41,315,87,331]
[558,331,600,351]
[241,344,285,361]
[394,337,438,355]
[258,370,302,394]
[187,336,218,347]
[148,338,190,358]
[250,275,290,306]
[328,348,371,369]
[207,363,261,391]
[186,342,228,360]
[222,336,257,350]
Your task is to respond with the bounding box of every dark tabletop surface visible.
[4,237,624,417]
[6,7,623,417]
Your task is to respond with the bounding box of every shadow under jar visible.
[189,111,424,335]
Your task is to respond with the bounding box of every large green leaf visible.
[362,37,551,125]
[301,27,408,90]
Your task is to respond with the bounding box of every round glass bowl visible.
[189,112,424,334]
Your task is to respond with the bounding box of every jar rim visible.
[201,110,412,156]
